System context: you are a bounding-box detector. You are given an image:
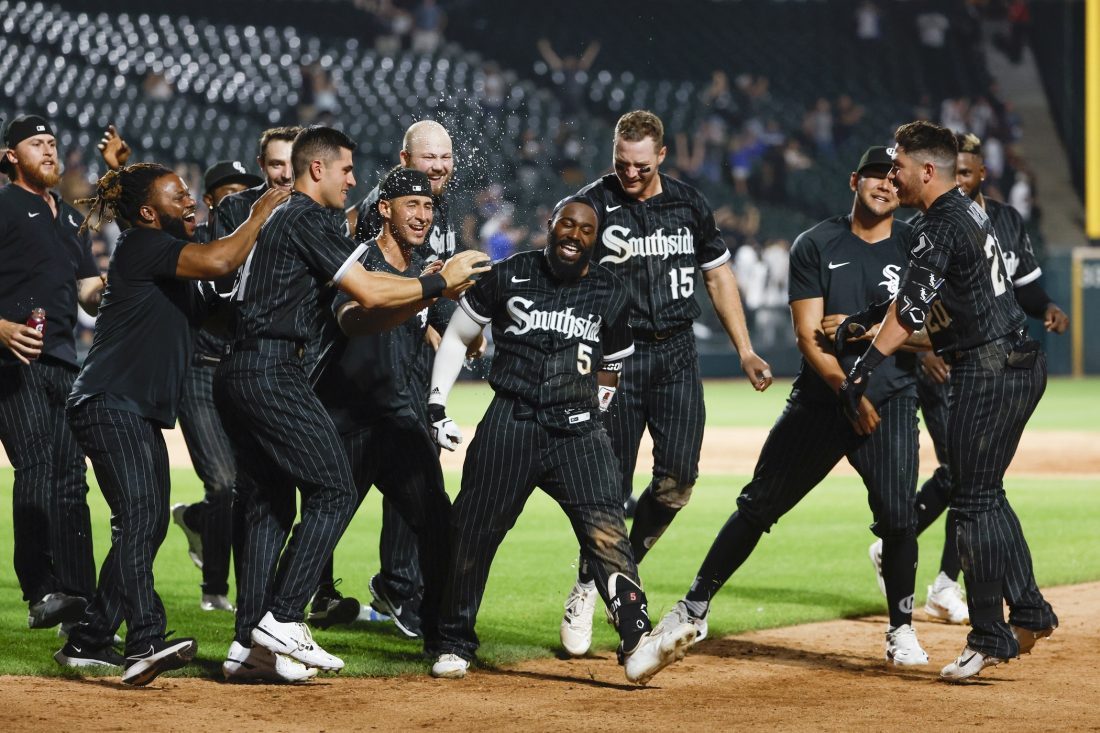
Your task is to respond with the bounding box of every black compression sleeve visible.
[1014,280,1054,319]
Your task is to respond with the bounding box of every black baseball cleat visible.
[28,592,87,629]
[54,641,124,670]
[368,574,422,639]
[307,579,361,629]
[623,494,638,519]
[121,636,198,686]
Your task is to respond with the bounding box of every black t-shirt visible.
[460,250,634,433]
[911,189,1026,353]
[69,228,210,427]
[232,191,362,346]
[788,215,917,406]
[313,240,429,433]
[576,173,730,332]
[0,184,99,367]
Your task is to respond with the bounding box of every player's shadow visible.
[480,665,645,691]
[724,584,877,614]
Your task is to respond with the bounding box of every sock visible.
[683,512,763,608]
[608,573,649,652]
[913,467,951,535]
[628,487,680,564]
[881,534,918,628]
[683,599,709,619]
[577,555,593,585]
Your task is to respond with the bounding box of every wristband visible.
[419,273,446,299]
[859,345,887,371]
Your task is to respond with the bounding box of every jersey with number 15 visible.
[910,188,1025,353]
[576,173,731,333]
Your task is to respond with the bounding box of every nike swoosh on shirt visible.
[605,204,622,212]
[828,261,850,269]
[511,276,530,283]
[27,212,41,218]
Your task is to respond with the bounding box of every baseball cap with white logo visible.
[203,160,263,194]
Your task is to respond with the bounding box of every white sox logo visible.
[504,297,601,342]
[879,264,902,296]
[599,224,695,264]
[898,594,914,615]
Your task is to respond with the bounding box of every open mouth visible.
[183,210,197,223]
[557,239,581,260]
[871,194,890,204]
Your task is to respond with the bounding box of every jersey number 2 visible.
[984,234,1008,296]
[669,266,695,299]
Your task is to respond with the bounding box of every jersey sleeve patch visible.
[458,295,492,325]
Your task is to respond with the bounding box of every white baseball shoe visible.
[868,539,886,598]
[924,573,969,624]
[1011,625,1055,656]
[661,601,709,646]
[431,653,469,679]
[251,612,344,671]
[560,580,598,657]
[884,624,929,666]
[622,613,696,685]
[222,641,317,683]
[940,646,1004,682]
[201,594,236,612]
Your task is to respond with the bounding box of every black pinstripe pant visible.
[438,395,639,660]
[688,394,919,626]
[947,344,1056,658]
[913,372,964,579]
[66,399,170,653]
[177,360,236,595]
[342,414,450,648]
[214,343,358,645]
[0,359,95,603]
[608,330,705,504]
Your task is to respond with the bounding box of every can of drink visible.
[25,307,46,335]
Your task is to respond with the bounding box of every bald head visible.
[400,120,453,196]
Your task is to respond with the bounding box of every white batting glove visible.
[427,402,463,451]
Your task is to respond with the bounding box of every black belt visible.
[945,330,1024,365]
[232,337,306,359]
[633,322,692,343]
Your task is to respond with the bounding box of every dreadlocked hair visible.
[77,162,173,233]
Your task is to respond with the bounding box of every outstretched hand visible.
[97,125,131,170]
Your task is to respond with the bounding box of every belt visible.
[633,322,692,343]
[232,337,307,359]
[946,330,1024,365]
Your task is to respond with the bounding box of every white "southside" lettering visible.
[504,297,602,341]
[598,225,695,264]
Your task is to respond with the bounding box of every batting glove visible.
[428,403,463,451]
[838,346,886,422]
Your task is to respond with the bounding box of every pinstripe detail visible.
[215,349,357,642]
[66,401,172,652]
[332,243,370,285]
[177,362,236,595]
[0,360,95,602]
[437,396,638,659]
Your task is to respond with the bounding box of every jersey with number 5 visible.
[458,250,633,433]
[909,188,1026,353]
[576,173,730,332]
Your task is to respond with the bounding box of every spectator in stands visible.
[536,38,600,115]
[803,98,835,158]
[411,0,446,54]
[374,0,413,56]
[917,8,950,48]
[59,149,93,209]
[834,94,865,146]
[855,1,883,44]
[142,71,174,101]
[701,70,739,123]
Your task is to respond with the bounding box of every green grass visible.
[0,376,1096,678]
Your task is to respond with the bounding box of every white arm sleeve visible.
[428,306,485,406]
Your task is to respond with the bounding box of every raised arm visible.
[175,187,290,279]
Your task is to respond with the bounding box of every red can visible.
[25,307,46,335]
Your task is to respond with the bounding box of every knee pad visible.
[650,476,693,510]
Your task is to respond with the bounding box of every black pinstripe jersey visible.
[460,250,634,433]
[313,240,429,432]
[232,191,362,345]
[911,188,1025,353]
[576,173,731,332]
[985,198,1041,287]
[788,216,917,406]
[353,184,463,263]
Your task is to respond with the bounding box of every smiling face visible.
[545,201,598,281]
[955,151,985,200]
[381,193,434,248]
[146,173,198,239]
[260,139,294,191]
[851,166,899,217]
[317,146,356,209]
[401,126,453,196]
[886,146,925,209]
[7,133,60,190]
[612,136,665,201]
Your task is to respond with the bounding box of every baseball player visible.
[60,162,287,684]
[213,126,488,681]
[312,167,453,652]
[0,114,101,631]
[843,121,1057,681]
[426,196,696,685]
[655,146,930,667]
[560,110,772,656]
[868,132,1070,625]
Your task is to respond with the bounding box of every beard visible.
[543,236,592,282]
[160,212,192,241]
[21,161,61,190]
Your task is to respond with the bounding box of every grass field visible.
[0,377,1096,678]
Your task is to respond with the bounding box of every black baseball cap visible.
[203,160,263,193]
[856,146,894,176]
[379,167,432,200]
[4,114,54,147]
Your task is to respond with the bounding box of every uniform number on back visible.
[577,343,593,374]
[669,266,695,299]
[984,233,1008,296]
